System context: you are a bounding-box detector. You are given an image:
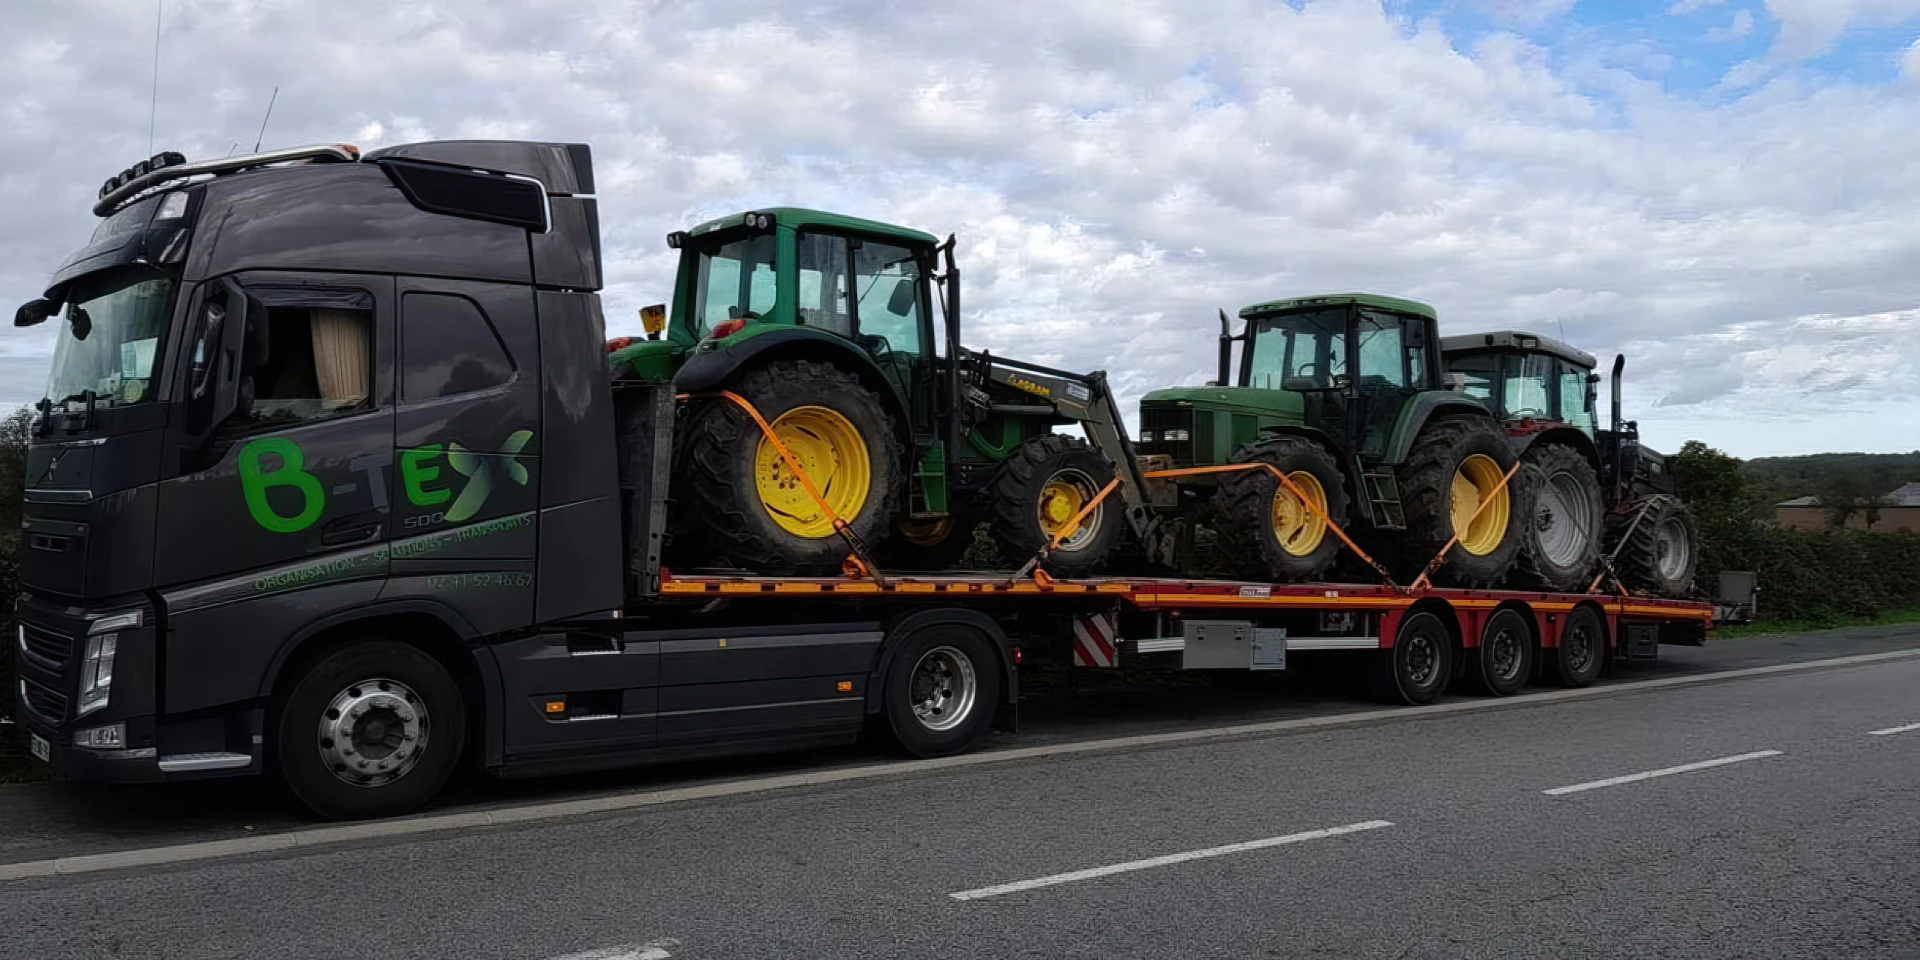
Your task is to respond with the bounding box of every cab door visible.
[1350,309,1420,462]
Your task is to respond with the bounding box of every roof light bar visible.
[93,143,361,217]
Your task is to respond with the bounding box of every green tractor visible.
[1441,333,1699,597]
[1135,294,1524,587]
[609,208,1154,575]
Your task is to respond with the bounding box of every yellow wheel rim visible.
[1271,471,1329,557]
[1038,470,1099,548]
[753,405,871,539]
[1450,453,1510,556]
[898,516,955,547]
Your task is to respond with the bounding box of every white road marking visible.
[2,647,1915,883]
[948,820,1393,901]
[547,940,678,960]
[1868,722,1920,736]
[1542,750,1783,796]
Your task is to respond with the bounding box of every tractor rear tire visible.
[1515,443,1603,592]
[1396,416,1522,587]
[1211,436,1348,582]
[986,435,1120,577]
[1611,494,1699,598]
[677,359,902,573]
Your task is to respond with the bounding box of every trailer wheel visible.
[882,627,1001,757]
[277,640,465,820]
[1470,609,1533,697]
[1367,611,1454,705]
[1545,607,1607,688]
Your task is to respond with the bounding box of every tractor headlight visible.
[1138,431,1155,443]
[1162,429,1190,442]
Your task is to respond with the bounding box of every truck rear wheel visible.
[1611,494,1698,598]
[277,640,465,820]
[1545,606,1607,687]
[1516,443,1602,592]
[882,627,1001,757]
[1366,611,1453,705]
[1396,416,1521,587]
[1470,608,1533,696]
[986,435,1120,576]
[1211,436,1348,582]
[679,359,903,573]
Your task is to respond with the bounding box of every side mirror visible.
[189,301,227,400]
[886,278,915,317]
[639,303,666,337]
[13,298,55,328]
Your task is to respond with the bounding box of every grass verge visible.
[1716,606,1920,639]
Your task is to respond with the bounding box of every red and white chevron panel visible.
[1072,613,1119,668]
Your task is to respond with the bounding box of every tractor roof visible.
[686,207,939,246]
[1238,293,1437,321]
[1440,331,1597,370]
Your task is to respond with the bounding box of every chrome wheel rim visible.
[1487,623,1524,683]
[909,646,978,733]
[1654,517,1691,581]
[318,678,429,787]
[1536,470,1595,567]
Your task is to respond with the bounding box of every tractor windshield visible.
[1244,308,1347,390]
[692,233,778,335]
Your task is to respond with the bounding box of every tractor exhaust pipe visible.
[1610,353,1625,432]
[1217,308,1234,386]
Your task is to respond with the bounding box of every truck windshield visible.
[693,233,777,335]
[43,266,175,407]
[1245,309,1346,389]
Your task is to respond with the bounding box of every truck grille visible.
[18,623,72,671]
[20,674,68,723]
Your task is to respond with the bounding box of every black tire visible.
[277,640,465,820]
[986,435,1121,577]
[1611,494,1699,598]
[1470,608,1534,696]
[1366,611,1454,705]
[1396,416,1522,587]
[879,513,980,571]
[1545,606,1606,688]
[677,359,903,573]
[1211,436,1348,582]
[1515,444,1603,592]
[882,626,1002,757]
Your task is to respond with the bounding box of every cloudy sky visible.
[3,0,1918,458]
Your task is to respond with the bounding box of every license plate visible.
[29,733,50,763]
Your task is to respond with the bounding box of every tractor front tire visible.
[1611,494,1699,598]
[987,435,1121,577]
[1396,416,1522,587]
[1516,443,1603,592]
[1211,436,1348,582]
[677,359,902,573]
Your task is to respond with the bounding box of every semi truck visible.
[11,140,1713,819]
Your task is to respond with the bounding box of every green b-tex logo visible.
[238,430,534,534]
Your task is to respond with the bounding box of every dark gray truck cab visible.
[13,142,1012,816]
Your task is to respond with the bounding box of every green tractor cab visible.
[1441,332,1698,597]
[611,208,1151,575]
[1138,294,1523,586]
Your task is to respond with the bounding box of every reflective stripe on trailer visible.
[1073,613,1119,668]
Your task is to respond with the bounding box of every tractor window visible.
[1504,353,1555,419]
[1355,314,1407,388]
[1450,354,1500,408]
[1247,309,1345,389]
[692,234,778,335]
[852,241,925,356]
[1559,363,1596,434]
[796,233,853,338]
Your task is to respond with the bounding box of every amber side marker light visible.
[544,699,567,715]
[836,681,854,693]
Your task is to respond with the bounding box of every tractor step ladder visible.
[1361,470,1407,530]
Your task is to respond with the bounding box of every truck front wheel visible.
[277,640,466,820]
[882,627,1001,757]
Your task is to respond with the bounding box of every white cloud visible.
[1708,8,1757,40]
[0,0,1917,457]
[1666,0,1727,13]
[1724,0,1920,86]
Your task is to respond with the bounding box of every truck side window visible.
[250,305,373,424]
[1355,313,1407,388]
[402,293,514,401]
[852,241,924,356]
[795,233,853,338]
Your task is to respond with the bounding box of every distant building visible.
[1775,481,1920,533]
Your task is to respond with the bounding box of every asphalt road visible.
[2,625,1918,958]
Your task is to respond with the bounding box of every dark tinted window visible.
[402,293,514,401]
[381,160,547,231]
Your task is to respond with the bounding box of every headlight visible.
[76,610,140,718]
[1137,431,1155,443]
[73,723,125,750]
[1162,429,1190,442]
